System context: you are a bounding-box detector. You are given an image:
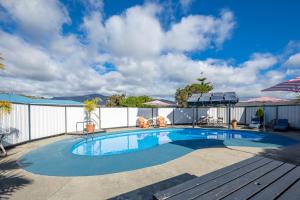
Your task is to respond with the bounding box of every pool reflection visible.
[72,129,263,156]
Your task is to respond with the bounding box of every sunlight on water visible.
[71,129,262,156]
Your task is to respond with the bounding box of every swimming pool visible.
[18,128,298,176]
[72,128,263,156]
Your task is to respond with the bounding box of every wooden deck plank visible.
[167,158,272,200]
[221,163,295,200]
[194,160,284,200]
[249,167,300,200]
[154,156,263,200]
[277,179,300,200]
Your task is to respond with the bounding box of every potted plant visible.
[256,107,264,123]
[83,98,100,133]
[231,119,238,129]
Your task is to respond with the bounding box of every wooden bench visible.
[153,156,300,200]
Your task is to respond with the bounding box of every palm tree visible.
[194,77,213,97]
[175,76,213,107]
[0,54,4,69]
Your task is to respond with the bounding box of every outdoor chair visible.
[156,116,167,127]
[137,117,150,128]
[217,117,223,124]
[249,117,261,129]
[274,119,289,131]
[198,116,208,125]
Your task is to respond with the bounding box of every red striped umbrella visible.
[262,77,300,93]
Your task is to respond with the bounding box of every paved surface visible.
[154,156,300,200]
[0,126,300,200]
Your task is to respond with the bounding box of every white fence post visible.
[28,104,31,141]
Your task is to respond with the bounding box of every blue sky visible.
[0,0,299,99]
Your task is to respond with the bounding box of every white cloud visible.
[0,1,288,99]
[0,0,70,41]
[285,52,300,67]
[105,4,163,59]
[165,10,235,52]
[82,4,235,58]
[179,0,194,12]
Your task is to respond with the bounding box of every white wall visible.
[100,108,127,128]
[231,107,246,124]
[66,107,85,132]
[157,108,174,124]
[278,105,300,128]
[264,106,277,124]
[1,104,29,146]
[128,108,153,126]
[174,108,194,124]
[30,105,65,139]
[245,107,260,124]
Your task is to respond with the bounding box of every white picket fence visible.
[1,103,299,147]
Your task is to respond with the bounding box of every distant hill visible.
[52,94,176,106]
[52,94,108,105]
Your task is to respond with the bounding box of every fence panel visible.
[197,107,210,120]
[245,107,260,124]
[208,107,218,119]
[30,105,65,139]
[2,104,29,146]
[218,107,228,124]
[231,107,246,124]
[278,105,300,128]
[174,108,193,124]
[100,107,127,128]
[128,108,152,126]
[91,108,100,130]
[158,108,174,124]
[66,106,85,132]
[264,106,277,124]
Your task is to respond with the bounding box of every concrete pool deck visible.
[1,126,300,200]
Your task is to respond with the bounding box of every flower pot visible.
[231,121,237,129]
[86,123,95,133]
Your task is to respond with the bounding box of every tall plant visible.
[255,107,264,122]
[84,97,101,124]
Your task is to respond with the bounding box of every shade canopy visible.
[262,77,300,93]
[241,96,287,103]
[143,100,176,107]
[188,92,239,107]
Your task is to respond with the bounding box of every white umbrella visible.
[143,100,176,107]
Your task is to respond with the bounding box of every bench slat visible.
[222,163,295,200]
[277,179,300,200]
[249,167,300,200]
[154,156,263,200]
[195,160,284,200]
[168,158,272,200]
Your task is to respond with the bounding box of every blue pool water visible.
[18,128,298,176]
[72,128,263,156]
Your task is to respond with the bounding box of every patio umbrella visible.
[262,77,300,93]
[143,100,176,107]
